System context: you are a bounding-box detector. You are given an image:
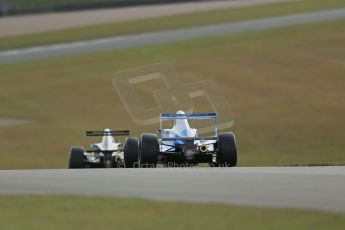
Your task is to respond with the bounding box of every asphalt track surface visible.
[0,0,293,37]
[0,167,344,213]
[1,8,345,64]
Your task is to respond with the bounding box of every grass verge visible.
[0,195,344,229]
[1,0,345,50]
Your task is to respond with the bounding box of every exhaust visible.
[199,144,208,153]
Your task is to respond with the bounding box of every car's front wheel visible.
[69,147,85,169]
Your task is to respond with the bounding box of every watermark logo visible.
[112,63,233,133]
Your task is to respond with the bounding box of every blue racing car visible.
[138,111,237,167]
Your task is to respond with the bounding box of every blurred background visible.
[1,1,345,229]
[0,0,344,169]
[0,0,345,169]
[0,0,197,15]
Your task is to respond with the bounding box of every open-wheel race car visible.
[139,111,237,167]
[68,129,139,168]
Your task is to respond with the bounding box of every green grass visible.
[0,18,345,169]
[0,195,344,229]
[1,0,345,50]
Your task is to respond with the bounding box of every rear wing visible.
[159,112,219,138]
[162,137,217,141]
[86,130,130,136]
[160,113,217,120]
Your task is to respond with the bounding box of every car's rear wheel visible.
[124,137,139,168]
[69,147,85,169]
[140,133,159,168]
[217,132,237,167]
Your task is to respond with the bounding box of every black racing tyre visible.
[124,137,139,168]
[140,133,159,168]
[217,132,237,167]
[69,147,85,169]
